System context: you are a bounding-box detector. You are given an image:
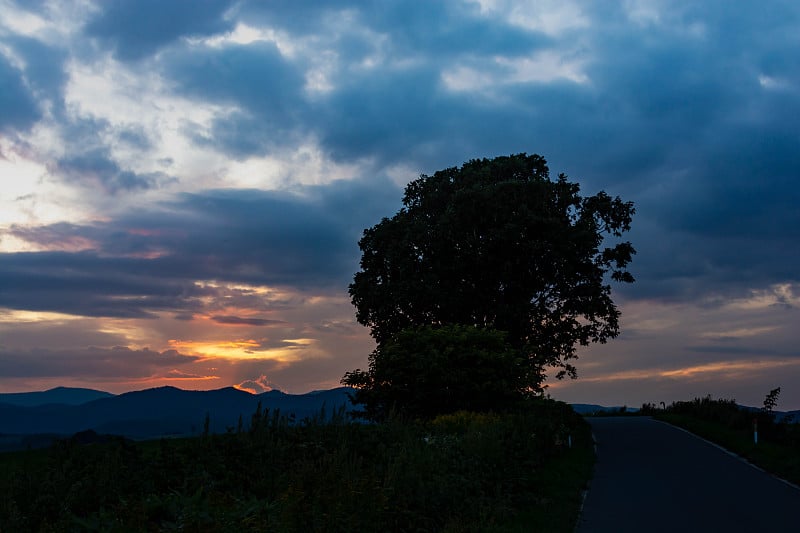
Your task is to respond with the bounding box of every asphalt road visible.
[577,417,800,533]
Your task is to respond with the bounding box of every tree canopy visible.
[345,153,635,411]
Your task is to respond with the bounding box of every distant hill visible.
[0,387,114,407]
[570,402,800,422]
[0,386,354,449]
[571,404,639,415]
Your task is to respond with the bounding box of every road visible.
[577,417,800,532]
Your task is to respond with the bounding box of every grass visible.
[491,441,594,532]
[657,412,800,486]
[0,399,595,532]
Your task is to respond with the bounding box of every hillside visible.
[0,387,114,407]
[0,386,353,448]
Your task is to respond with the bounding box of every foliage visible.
[0,399,592,532]
[349,153,635,389]
[342,325,536,420]
[664,396,747,428]
[763,387,781,413]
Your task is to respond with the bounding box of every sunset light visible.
[0,0,798,411]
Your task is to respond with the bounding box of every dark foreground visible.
[1,401,590,532]
[578,417,800,532]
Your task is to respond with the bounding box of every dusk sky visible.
[1,0,799,409]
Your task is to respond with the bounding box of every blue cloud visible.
[4,35,68,110]
[165,42,307,155]
[84,0,237,61]
[0,54,41,133]
[55,147,171,193]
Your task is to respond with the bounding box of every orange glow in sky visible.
[167,338,315,362]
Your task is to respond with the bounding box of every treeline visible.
[1,399,590,532]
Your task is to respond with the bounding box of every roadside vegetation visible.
[0,399,593,532]
[644,391,800,486]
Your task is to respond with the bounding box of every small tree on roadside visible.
[763,387,781,414]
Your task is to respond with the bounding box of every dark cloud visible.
[0,179,401,318]
[166,42,306,156]
[35,115,171,194]
[8,222,101,251]
[4,34,68,112]
[248,337,310,352]
[84,0,237,61]
[236,0,365,34]
[116,124,153,151]
[0,318,131,351]
[211,315,285,326]
[0,54,41,133]
[0,346,202,379]
[167,42,304,113]
[684,345,782,356]
[159,2,552,162]
[241,0,547,55]
[318,66,460,164]
[54,148,171,193]
[0,251,211,318]
[4,1,798,309]
[186,110,304,160]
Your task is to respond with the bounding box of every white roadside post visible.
[753,417,758,445]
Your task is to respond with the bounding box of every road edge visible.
[572,431,598,533]
[655,418,800,492]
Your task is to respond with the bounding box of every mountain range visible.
[0,386,353,451]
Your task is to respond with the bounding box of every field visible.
[0,399,593,532]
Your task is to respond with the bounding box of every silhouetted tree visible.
[763,387,781,413]
[348,153,635,397]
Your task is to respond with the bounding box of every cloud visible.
[163,40,312,159]
[164,368,218,380]
[84,0,237,61]
[211,315,285,326]
[3,33,68,111]
[235,374,273,394]
[53,147,172,193]
[0,53,41,133]
[0,346,203,380]
[0,179,400,319]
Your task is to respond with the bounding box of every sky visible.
[1,0,799,409]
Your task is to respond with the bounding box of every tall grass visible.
[0,398,592,532]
